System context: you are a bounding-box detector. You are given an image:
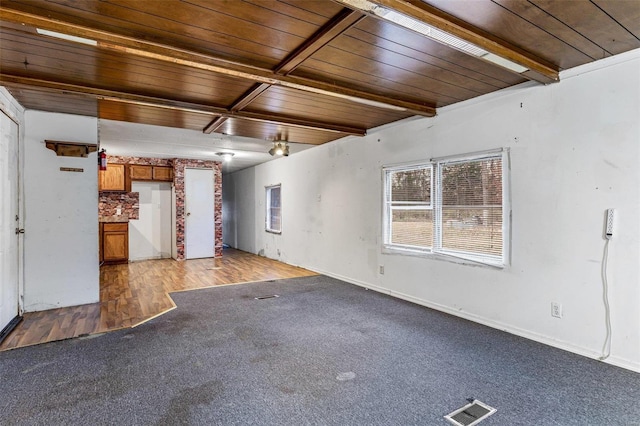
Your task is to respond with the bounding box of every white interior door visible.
[185,168,214,259]
[0,110,20,331]
[129,181,172,261]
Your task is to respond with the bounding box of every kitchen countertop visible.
[99,216,129,223]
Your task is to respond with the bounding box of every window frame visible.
[382,149,510,268]
[265,184,282,234]
[383,163,434,253]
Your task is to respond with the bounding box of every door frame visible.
[129,181,173,261]
[184,167,215,260]
[0,105,24,320]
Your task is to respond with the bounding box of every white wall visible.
[23,111,99,311]
[222,173,236,247]
[232,167,257,253]
[225,50,640,372]
[129,181,172,261]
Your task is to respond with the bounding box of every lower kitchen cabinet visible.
[101,222,129,264]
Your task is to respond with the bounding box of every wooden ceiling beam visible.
[229,83,272,112]
[203,83,269,134]
[0,7,436,116]
[202,116,228,134]
[333,0,559,83]
[275,8,366,75]
[203,9,365,133]
[0,74,367,136]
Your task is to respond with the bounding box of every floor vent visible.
[255,295,279,300]
[445,399,496,426]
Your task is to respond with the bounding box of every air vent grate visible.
[445,399,496,426]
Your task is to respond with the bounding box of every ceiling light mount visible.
[268,141,289,157]
[215,152,235,162]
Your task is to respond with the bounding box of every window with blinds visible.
[266,184,281,233]
[383,150,508,267]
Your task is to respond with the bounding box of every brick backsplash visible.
[99,192,139,219]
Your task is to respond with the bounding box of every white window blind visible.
[266,184,281,233]
[383,150,508,267]
[435,155,504,265]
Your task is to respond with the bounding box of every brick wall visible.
[98,192,139,219]
[107,156,172,167]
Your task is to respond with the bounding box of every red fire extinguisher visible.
[99,149,107,171]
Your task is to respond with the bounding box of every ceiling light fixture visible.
[337,0,529,74]
[36,28,97,46]
[215,152,234,162]
[268,142,289,157]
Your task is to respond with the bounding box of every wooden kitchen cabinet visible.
[152,166,173,181]
[101,222,129,264]
[99,164,127,191]
[129,164,153,180]
[129,165,173,182]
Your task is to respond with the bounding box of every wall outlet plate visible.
[379,265,384,275]
[551,302,563,318]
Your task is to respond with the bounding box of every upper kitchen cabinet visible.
[152,166,173,182]
[130,165,173,182]
[130,165,153,180]
[99,164,128,192]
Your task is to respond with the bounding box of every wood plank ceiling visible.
[1,0,639,146]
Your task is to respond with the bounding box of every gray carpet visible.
[1,275,639,425]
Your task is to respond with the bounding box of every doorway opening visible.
[129,181,172,262]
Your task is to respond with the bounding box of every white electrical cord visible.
[599,238,612,361]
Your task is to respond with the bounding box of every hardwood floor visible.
[0,249,317,351]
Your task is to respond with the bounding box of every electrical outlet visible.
[379,265,384,275]
[116,207,122,215]
[551,302,563,318]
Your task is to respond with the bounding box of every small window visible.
[266,184,282,233]
[383,150,509,267]
[384,165,433,251]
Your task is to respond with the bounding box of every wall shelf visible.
[45,140,98,158]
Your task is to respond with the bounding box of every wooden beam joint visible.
[203,117,228,134]
[275,8,366,75]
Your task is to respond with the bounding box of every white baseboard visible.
[309,267,640,374]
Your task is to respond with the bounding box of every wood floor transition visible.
[0,249,317,351]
